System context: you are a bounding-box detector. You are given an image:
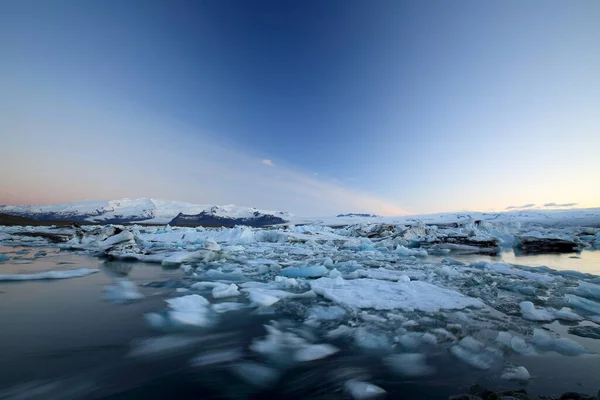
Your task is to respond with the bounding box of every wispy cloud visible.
[0,90,406,216]
[506,203,536,210]
[543,202,578,207]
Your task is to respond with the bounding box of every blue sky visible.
[1,0,599,215]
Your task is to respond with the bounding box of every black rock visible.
[514,236,581,254]
[568,326,600,340]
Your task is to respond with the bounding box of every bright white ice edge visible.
[0,268,99,281]
[1,197,600,226]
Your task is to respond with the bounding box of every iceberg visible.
[565,294,600,314]
[293,344,339,362]
[211,283,240,299]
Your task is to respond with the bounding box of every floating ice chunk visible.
[565,294,600,314]
[0,254,9,262]
[310,278,483,312]
[344,380,386,400]
[104,279,144,303]
[385,353,435,377]
[180,264,193,273]
[161,249,220,266]
[327,325,354,339]
[176,288,189,293]
[145,312,167,329]
[231,362,279,388]
[280,265,328,278]
[553,338,587,356]
[212,302,246,313]
[458,336,485,352]
[396,245,427,257]
[166,294,212,327]
[329,268,342,278]
[496,331,513,347]
[190,348,242,367]
[99,231,134,250]
[510,336,537,355]
[357,268,411,282]
[294,344,339,362]
[0,268,99,281]
[501,366,531,382]
[274,275,299,288]
[530,328,587,356]
[483,263,554,283]
[450,337,499,370]
[212,283,240,299]
[396,332,437,350]
[520,301,555,321]
[553,307,583,321]
[247,291,280,307]
[573,281,600,301]
[449,344,496,370]
[308,305,347,321]
[354,328,392,351]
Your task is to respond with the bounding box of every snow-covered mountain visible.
[0,198,292,226]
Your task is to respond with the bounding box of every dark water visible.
[0,247,599,399]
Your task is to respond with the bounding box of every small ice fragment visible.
[166,294,212,327]
[344,380,386,400]
[385,353,434,377]
[212,283,240,299]
[180,264,193,273]
[104,279,144,303]
[553,307,583,321]
[212,302,246,313]
[565,294,600,314]
[510,336,537,355]
[520,301,555,321]
[501,366,531,382]
[231,362,279,388]
[176,288,189,293]
[329,268,342,278]
[280,265,328,278]
[247,291,280,307]
[294,344,339,362]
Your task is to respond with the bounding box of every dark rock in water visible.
[450,384,599,400]
[514,236,581,254]
[559,393,598,400]
[432,236,501,255]
[567,326,600,340]
[169,211,287,227]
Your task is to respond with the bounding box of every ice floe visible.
[0,268,99,281]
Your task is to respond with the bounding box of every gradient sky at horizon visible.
[1,0,599,216]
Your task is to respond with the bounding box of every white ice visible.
[0,268,99,281]
[166,294,212,327]
[280,265,329,278]
[501,366,531,382]
[310,277,483,312]
[530,328,587,356]
[211,283,240,299]
[344,380,386,400]
[293,343,339,362]
[565,294,600,314]
[104,279,144,303]
[520,301,555,321]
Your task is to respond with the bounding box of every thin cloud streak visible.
[506,204,536,210]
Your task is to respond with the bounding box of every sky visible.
[1,0,599,216]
